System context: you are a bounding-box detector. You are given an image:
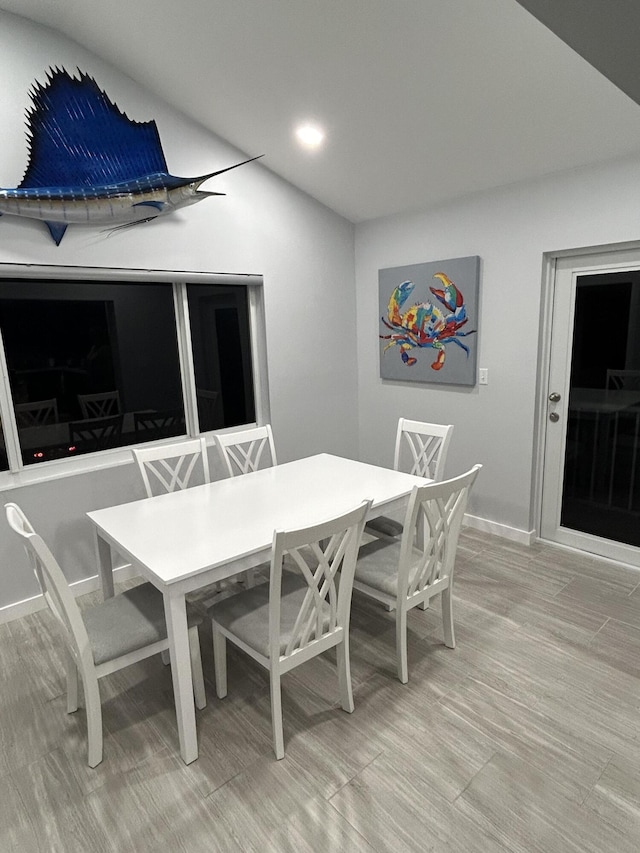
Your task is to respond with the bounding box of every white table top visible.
[88,453,428,588]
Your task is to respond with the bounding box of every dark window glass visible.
[187,284,256,431]
[0,280,185,465]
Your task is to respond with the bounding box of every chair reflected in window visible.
[15,398,59,428]
[69,414,124,452]
[134,410,185,443]
[196,388,220,431]
[606,369,640,392]
[77,390,120,419]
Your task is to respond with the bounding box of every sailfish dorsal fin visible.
[19,67,168,189]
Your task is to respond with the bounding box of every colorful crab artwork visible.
[380,272,476,370]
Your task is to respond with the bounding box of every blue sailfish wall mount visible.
[0,68,262,245]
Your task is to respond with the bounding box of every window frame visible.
[0,263,269,488]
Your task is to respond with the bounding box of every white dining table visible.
[87,452,430,764]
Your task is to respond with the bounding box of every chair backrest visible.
[394,418,454,481]
[131,436,210,497]
[133,409,185,441]
[269,500,371,662]
[606,369,640,392]
[397,464,481,603]
[15,398,59,428]
[70,414,124,451]
[214,424,277,477]
[196,389,220,428]
[4,503,93,670]
[78,390,120,419]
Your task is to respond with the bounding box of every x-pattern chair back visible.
[395,418,454,481]
[215,425,277,478]
[196,389,219,428]
[15,398,59,428]
[134,410,185,441]
[78,391,120,419]
[145,455,202,494]
[278,527,353,656]
[70,414,123,451]
[403,487,460,599]
[606,369,640,392]
[226,437,269,475]
[132,437,210,498]
[398,466,481,607]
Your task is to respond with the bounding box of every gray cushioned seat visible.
[365,515,404,538]
[354,538,423,598]
[208,572,331,658]
[83,582,202,666]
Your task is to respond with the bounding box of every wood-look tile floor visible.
[2,528,640,852]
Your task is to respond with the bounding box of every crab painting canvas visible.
[378,255,480,386]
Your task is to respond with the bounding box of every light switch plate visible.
[479,368,488,385]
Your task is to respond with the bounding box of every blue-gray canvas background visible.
[379,255,480,386]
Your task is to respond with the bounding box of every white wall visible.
[355,153,640,537]
[0,12,357,612]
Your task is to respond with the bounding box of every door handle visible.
[548,392,561,403]
[549,412,559,422]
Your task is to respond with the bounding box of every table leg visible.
[163,590,198,764]
[94,531,115,599]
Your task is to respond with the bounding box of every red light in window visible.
[33,451,44,458]
[68,446,76,452]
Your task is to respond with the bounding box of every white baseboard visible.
[463,513,536,546]
[0,562,138,625]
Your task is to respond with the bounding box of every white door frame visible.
[534,240,640,566]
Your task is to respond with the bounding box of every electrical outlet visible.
[479,368,488,385]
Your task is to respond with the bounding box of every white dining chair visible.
[77,390,120,419]
[208,499,371,759]
[213,425,277,588]
[131,436,210,498]
[131,436,249,599]
[353,464,481,683]
[214,424,277,477]
[4,502,206,767]
[366,418,454,539]
[15,398,59,428]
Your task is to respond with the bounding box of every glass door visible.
[540,249,640,566]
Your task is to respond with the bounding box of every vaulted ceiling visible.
[1,0,640,223]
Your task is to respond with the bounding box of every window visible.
[187,283,256,430]
[0,270,264,472]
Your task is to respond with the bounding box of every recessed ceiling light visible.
[295,123,325,148]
